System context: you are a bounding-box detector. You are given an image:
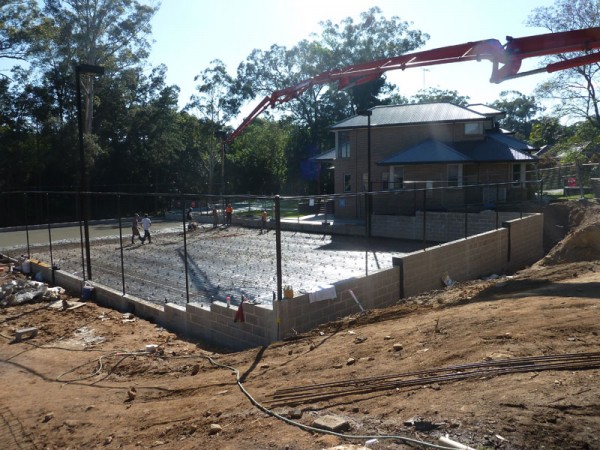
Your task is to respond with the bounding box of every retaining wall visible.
[393,213,543,297]
[24,213,543,351]
[173,209,524,240]
[373,210,523,241]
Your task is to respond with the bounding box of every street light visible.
[76,63,104,281]
[357,109,372,238]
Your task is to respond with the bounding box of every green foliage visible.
[0,0,45,64]
[186,60,240,194]
[527,0,600,127]
[228,120,290,194]
[410,87,470,106]
[490,90,543,140]
[551,120,600,164]
[528,116,570,148]
[234,7,429,149]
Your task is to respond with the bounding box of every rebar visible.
[267,352,600,407]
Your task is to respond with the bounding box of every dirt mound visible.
[540,199,600,265]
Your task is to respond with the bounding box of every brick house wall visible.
[334,121,518,219]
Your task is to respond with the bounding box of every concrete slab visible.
[2,222,423,308]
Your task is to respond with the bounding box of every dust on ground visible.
[1,199,600,450]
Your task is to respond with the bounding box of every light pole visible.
[76,63,104,281]
[357,109,372,238]
[215,130,227,196]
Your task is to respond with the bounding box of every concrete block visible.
[14,327,38,342]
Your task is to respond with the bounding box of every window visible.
[337,131,350,158]
[513,164,521,183]
[464,122,483,135]
[381,172,389,190]
[362,173,368,192]
[391,167,404,190]
[344,174,352,192]
[447,164,463,187]
[426,181,434,199]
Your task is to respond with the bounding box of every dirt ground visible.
[2,199,600,450]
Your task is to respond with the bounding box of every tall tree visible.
[228,119,290,194]
[95,65,183,193]
[0,0,45,70]
[528,116,569,148]
[527,0,600,128]
[234,7,429,148]
[35,0,158,145]
[187,59,240,194]
[490,90,543,139]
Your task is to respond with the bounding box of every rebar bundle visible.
[267,352,600,407]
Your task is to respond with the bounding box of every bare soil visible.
[2,199,600,450]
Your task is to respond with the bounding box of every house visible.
[328,102,538,219]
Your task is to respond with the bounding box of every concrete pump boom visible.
[226,27,600,145]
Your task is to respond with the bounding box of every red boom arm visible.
[226,27,600,144]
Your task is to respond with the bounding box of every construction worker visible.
[141,213,152,244]
[225,204,233,227]
[131,213,142,244]
[261,210,267,233]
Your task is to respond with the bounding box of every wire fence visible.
[0,176,570,308]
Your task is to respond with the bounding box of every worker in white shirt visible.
[141,213,152,244]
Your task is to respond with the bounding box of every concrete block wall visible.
[184,300,277,348]
[373,210,523,241]
[394,214,542,298]
[275,267,400,338]
[504,213,544,272]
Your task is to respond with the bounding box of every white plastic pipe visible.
[439,434,476,450]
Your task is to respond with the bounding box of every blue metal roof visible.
[487,131,536,152]
[459,137,537,163]
[330,103,486,130]
[379,139,472,165]
[378,132,537,166]
[311,148,336,161]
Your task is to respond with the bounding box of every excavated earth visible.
[1,199,600,450]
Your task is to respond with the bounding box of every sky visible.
[148,0,559,125]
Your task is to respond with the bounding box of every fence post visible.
[77,193,86,283]
[464,190,468,239]
[45,193,55,285]
[422,189,427,249]
[24,193,31,257]
[364,192,369,276]
[118,194,126,295]
[275,195,282,301]
[495,183,499,229]
[182,196,190,304]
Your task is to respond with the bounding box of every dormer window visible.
[464,122,483,135]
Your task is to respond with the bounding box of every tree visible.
[187,59,240,194]
[554,120,600,162]
[95,65,184,193]
[0,0,45,69]
[234,7,429,149]
[528,116,569,148]
[527,0,600,128]
[228,119,290,194]
[410,87,469,106]
[490,90,543,140]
